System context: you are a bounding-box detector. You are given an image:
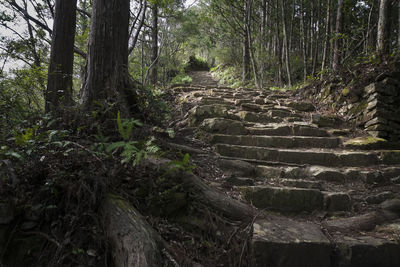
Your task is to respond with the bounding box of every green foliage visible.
[164,153,196,175]
[117,111,142,141]
[171,73,193,84]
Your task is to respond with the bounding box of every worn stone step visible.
[216,144,390,167]
[211,135,341,149]
[240,185,351,212]
[247,124,329,137]
[253,218,400,267]
[240,185,324,212]
[252,218,332,267]
[238,111,283,123]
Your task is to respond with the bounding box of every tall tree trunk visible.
[81,0,137,115]
[275,0,283,86]
[321,0,331,75]
[281,0,292,86]
[398,1,400,50]
[300,0,307,81]
[45,0,77,114]
[332,0,343,71]
[149,4,158,85]
[246,0,259,88]
[376,0,391,55]
[260,0,267,86]
[242,0,251,83]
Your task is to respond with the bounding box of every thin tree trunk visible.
[260,0,267,86]
[281,0,292,86]
[398,1,400,50]
[332,0,343,71]
[275,0,283,86]
[321,0,331,75]
[129,1,147,55]
[300,0,307,81]
[376,0,391,55]
[242,0,251,83]
[45,0,77,114]
[149,4,158,85]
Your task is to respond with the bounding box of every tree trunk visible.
[81,0,137,115]
[102,195,166,267]
[398,1,400,50]
[242,0,251,83]
[45,0,77,114]
[300,0,307,81]
[332,0,343,71]
[281,0,292,86]
[376,0,391,55]
[260,0,267,86]
[149,4,158,85]
[321,0,331,75]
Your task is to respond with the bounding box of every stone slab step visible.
[240,185,351,212]
[238,111,283,123]
[247,124,329,137]
[253,218,400,267]
[211,135,341,149]
[216,144,387,167]
[252,218,332,267]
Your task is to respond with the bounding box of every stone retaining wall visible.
[363,77,400,141]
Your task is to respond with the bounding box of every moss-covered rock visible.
[344,136,388,150]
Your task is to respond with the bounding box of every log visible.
[101,194,166,267]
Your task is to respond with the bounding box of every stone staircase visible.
[172,72,400,267]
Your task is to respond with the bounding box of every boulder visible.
[200,118,247,135]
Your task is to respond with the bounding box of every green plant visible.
[164,153,196,175]
[117,111,142,141]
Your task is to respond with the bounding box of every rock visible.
[240,186,324,212]
[362,171,390,185]
[218,159,256,177]
[343,136,388,150]
[200,118,247,135]
[252,218,332,267]
[308,166,347,183]
[256,166,283,179]
[238,111,283,123]
[312,114,341,128]
[324,192,352,211]
[225,176,254,186]
[281,179,323,190]
[188,104,230,125]
[380,199,400,215]
[365,192,394,204]
[287,102,315,112]
[333,235,400,267]
[381,150,400,165]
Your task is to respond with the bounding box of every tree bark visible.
[321,0,331,75]
[376,0,391,55]
[81,0,138,115]
[332,0,343,71]
[149,4,158,85]
[102,195,166,267]
[242,0,251,83]
[281,0,292,86]
[300,0,307,81]
[45,0,77,114]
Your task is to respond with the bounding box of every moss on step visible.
[344,136,388,150]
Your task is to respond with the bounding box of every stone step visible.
[240,185,351,212]
[252,218,332,267]
[240,186,324,212]
[253,218,400,267]
[247,124,329,137]
[215,144,398,167]
[238,111,284,123]
[211,135,341,149]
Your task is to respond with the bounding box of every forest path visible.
[170,74,400,266]
[187,71,219,87]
